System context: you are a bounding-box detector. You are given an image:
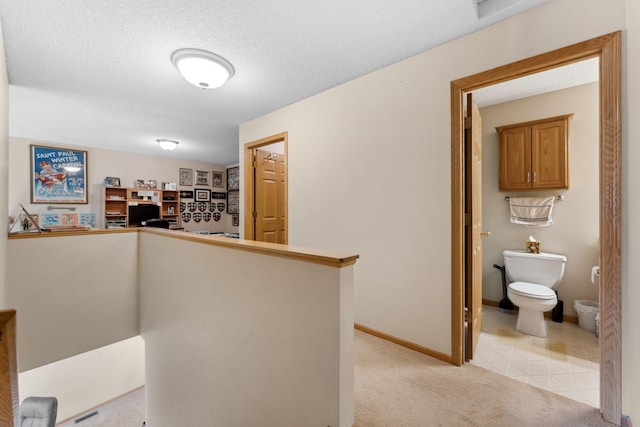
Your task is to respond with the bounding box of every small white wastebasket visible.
[574,300,599,332]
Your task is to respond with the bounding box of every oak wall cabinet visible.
[496,114,573,191]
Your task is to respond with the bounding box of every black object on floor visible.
[552,293,564,322]
[493,264,516,314]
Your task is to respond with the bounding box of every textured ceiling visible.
[0,0,552,165]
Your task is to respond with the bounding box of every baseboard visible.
[354,323,452,364]
[482,298,578,324]
[621,414,633,427]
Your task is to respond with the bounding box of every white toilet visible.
[503,249,567,337]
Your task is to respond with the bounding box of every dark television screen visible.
[128,204,160,227]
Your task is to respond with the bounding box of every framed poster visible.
[196,170,210,186]
[194,188,211,202]
[212,171,224,188]
[227,190,239,214]
[227,166,239,191]
[179,168,193,186]
[31,144,88,204]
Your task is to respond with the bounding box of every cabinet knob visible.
[480,231,491,237]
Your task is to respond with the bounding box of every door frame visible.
[243,132,288,241]
[450,32,621,423]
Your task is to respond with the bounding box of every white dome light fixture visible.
[157,139,179,151]
[171,48,234,89]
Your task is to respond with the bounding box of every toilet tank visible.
[503,249,567,289]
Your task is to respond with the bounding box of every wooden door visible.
[465,93,483,361]
[531,119,568,189]
[254,149,287,244]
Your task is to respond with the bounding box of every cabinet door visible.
[531,119,568,189]
[499,126,531,191]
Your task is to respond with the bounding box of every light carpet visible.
[354,330,612,426]
[58,330,613,426]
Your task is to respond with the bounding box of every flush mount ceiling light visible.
[157,139,179,151]
[171,48,235,89]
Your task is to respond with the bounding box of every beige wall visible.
[480,83,600,317]
[139,233,354,427]
[7,232,140,370]
[8,230,355,424]
[7,231,142,420]
[623,0,639,419]
[0,21,8,307]
[8,137,238,234]
[239,0,640,419]
[18,336,144,423]
[240,0,625,358]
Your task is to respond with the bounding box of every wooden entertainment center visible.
[103,187,180,229]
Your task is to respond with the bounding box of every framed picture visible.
[232,214,239,227]
[211,192,226,200]
[227,166,239,191]
[212,171,224,188]
[196,170,210,186]
[135,179,147,188]
[104,176,120,187]
[180,190,194,199]
[194,188,211,202]
[227,190,239,214]
[148,179,157,189]
[179,168,193,186]
[31,144,88,204]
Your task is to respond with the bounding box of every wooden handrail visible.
[9,228,359,269]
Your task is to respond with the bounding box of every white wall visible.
[8,137,238,234]
[480,83,600,317]
[139,232,354,427]
[240,0,625,358]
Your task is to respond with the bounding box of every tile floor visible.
[470,305,600,408]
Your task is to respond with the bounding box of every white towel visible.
[509,196,555,227]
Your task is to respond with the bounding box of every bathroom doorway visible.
[451,32,621,423]
[468,69,601,407]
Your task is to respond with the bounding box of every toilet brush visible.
[493,264,516,313]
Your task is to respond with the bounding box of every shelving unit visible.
[103,187,181,229]
[161,190,180,228]
[104,187,128,229]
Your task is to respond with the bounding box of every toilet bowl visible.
[503,250,567,337]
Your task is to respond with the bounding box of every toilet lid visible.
[508,282,557,300]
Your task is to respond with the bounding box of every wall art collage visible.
[180,201,226,223]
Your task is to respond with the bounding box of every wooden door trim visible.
[450,32,621,423]
[243,132,288,242]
